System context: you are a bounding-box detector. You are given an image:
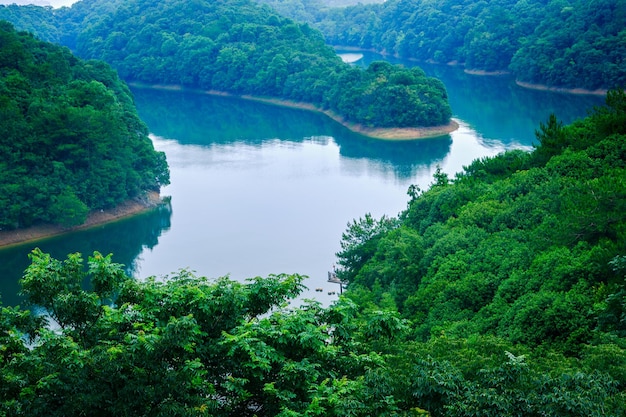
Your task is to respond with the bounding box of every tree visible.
[336,213,398,282]
[3,249,409,416]
[532,113,568,164]
[48,187,89,227]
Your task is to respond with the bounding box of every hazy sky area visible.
[0,0,77,7]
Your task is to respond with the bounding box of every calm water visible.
[0,54,605,306]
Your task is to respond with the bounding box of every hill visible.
[338,89,626,350]
[0,21,169,229]
[267,0,626,92]
[0,0,453,130]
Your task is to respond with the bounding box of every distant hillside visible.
[0,0,50,5]
[255,0,383,23]
[0,21,169,229]
[0,0,452,129]
[265,0,626,91]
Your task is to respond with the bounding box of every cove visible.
[0,54,605,306]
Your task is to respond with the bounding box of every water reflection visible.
[0,203,172,307]
[333,134,452,180]
[132,86,453,180]
[132,87,339,145]
[0,59,606,307]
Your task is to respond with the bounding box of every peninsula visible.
[0,193,166,249]
[131,83,459,140]
[1,0,454,133]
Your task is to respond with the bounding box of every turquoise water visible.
[0,56,604,306]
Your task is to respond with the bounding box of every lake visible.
[0,52,605,306]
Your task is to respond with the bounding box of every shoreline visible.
[130,82,459,140]
[0,192,165,249]
[331,46,610,96]
[464,68,510,76]
[514,80,609,96]
[240,94,460,140]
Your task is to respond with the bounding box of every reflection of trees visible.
[0,202,172,306]
[132,86,452,179]
[333,134,451,180]
[131,86,340,145]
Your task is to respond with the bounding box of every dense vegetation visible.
[341,90,626,335]
[0,22,169,229]
[255,0,383,25]
[2,92,625,415]
[0,0,452,128]
[1,0,624,413]
[260,0,626,91]
[335,90,626,409]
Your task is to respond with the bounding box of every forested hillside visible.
[339,87,626,340]
[264,0,626,91]
[0,22,169,229]
[255,0,382,23]
[0,0,452,128]
[2,92,625,415]
[334,89,626,409]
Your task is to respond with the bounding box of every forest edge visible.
[129,82,461,140]
[334,47,617,97]
[0,192,166,249]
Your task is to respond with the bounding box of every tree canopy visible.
[0,21,169,229]
[1,249,412,416]
[332,90,626,411]
[338,88,626,346]
[0,0,452,128]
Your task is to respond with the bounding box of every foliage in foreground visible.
[1,247,625,416]
[0,21,169,229]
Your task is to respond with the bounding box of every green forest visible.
[2,92,625,415]
[1,0,626,414]
[0,0,452,128]
[0,22,169,229]
[259,0,626,91]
